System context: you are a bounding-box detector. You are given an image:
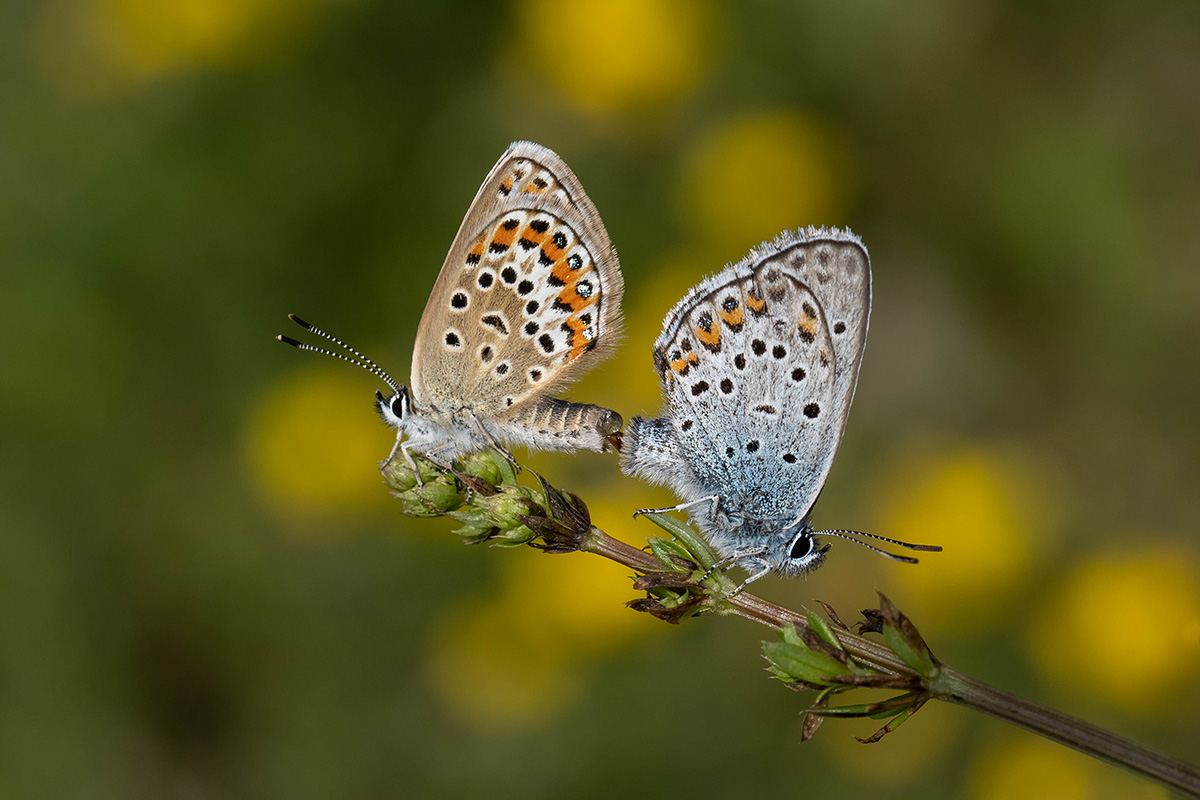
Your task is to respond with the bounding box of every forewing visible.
[411,142,623,415]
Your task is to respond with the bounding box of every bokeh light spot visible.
[1029,546,1200,713]
[680,111,857,257]
[511,0,719,115]
[620,251,704,410]
[245,367,388,522]
[875,443,1051,630]
[968,735,1169,800]
[37,0,322,97]
[969,737,1093,800]
[426,598,581,731]
[427,552,652,730]
[504,552,653,655]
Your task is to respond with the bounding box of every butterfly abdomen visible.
[622,415,714,503]
[499,397,623,452]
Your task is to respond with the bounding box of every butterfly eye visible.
[788,532,814,560]
[391,395,407,419]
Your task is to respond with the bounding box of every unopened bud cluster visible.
[380,450,569,549]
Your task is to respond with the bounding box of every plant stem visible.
[581,525,1200,798]
[933,670,1200,796]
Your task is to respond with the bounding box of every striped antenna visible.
[813,528,942,564]
[276,314,402,395]
[785,519,943,564]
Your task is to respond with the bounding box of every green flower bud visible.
[397,477,465,516]
[476,485,542,530]
[381,454,445,493]
[457,450,515,487]
[452,524,499,545]
[487,524,538,547]
[447,507,494,529]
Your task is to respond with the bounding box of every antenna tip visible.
[277,335,304,348]
[907,544,944,552]
[288,314,312,330]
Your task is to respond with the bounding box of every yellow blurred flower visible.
[245,367,389,523]
[426,549,654,729]
[426,593,582,731]
[968,736,1168,800]
[875,442,1054,631]
[37,0,323,97]
[510,0,720,116]
[620,250,707,409]
[1029,545,1200,713]
[503,549,655,654]
[680,111,858,259]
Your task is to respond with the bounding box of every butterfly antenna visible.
[277,315,402,395]
[811,527,940,566]
[287,315,392,377]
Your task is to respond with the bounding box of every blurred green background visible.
[3,0,1199,797]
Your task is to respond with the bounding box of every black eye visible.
[789,534,813,560]
[391,396,406,417]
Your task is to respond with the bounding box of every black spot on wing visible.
[481,314,508,335]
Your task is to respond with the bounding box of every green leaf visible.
[763,641,854,685]
[637,512,717,570]
[766,665,796,682]
[807,611,845,651]
[779,624,805,647]
[809,703,878,717]
[646,537,696,571]
[883,624,936,677]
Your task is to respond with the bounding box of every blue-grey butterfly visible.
[279,141,624,468]
[622,227,939,588]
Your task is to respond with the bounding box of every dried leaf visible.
[818,601,850,631]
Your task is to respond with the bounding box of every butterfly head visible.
[776,515,944,574]
[375,387,411,429]
[773,520,830,577]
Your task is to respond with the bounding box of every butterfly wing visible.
[411,142,623,422]
[771,228,871,434]
[649,227,870,523]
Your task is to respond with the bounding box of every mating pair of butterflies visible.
[280,141,938,586]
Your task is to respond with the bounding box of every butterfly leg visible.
[416,442,455,473]
[729,557,774,596]
[380,434,423,486]
[698,544,769,584]
[698,550,741,583]
[632,494,721,521]
[392,440,454,487]
[382,432,405,469]
[468,415,521,473]
[397,441,428,487]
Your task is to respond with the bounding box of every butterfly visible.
[279,141,625,469]
[622,227,939,588]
